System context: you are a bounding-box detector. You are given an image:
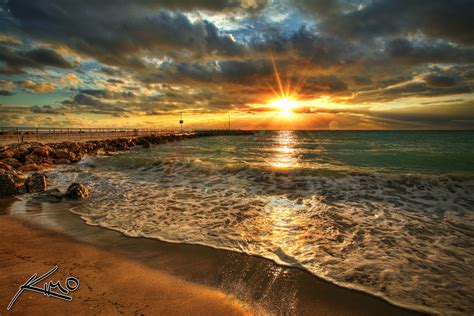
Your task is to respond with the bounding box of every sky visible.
[0,0,473,130]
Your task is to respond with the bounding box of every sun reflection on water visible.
[268,131,299,169]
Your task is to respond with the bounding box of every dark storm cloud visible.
[298,0,474,44]
[143,59,273,85]
[62,93,130,117]
[354,79,472,103]
[352,76,372,86]
[78,89,136,100]
[5,0,249,67]
[99,67,123,77]
[385,38,474,65]
[423,74,458,88]
[0,0,473,127]
[107,79,125,84]
[148,0,268,11]
[0,90,14,96]
[21,48,74,69]
[251,26,363,68]
[300,75,348,96]
[30,105,61,114]
[0,45,74,74]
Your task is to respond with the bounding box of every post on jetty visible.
[179,112,184,133]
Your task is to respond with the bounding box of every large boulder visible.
[25,173,47,193]
[32,145,53,158]
[65,183,90,200]
[54,148,79,162]
[0,172,17,197]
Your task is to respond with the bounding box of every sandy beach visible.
[0,197,425,316]
[0,216,253,315]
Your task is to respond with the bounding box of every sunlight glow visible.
[270,98,299,112]
[264,54,306,117]
[268,131,299,169]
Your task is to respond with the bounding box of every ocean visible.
[48,130,474,314]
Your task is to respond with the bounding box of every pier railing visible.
[0,127,196,145]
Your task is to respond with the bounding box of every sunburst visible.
[266,54,306,115]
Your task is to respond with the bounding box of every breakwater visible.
[0,130,253,197]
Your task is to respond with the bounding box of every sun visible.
[270,98,298,112]
[264,54,305,117]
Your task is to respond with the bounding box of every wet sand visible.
[0,198,426,315]
[0,217,252,315]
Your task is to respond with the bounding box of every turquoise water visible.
[119,130,474,174]
[49,130,474,314]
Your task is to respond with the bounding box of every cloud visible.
[30,105,61,114]
[299,0,474,45]
[99,66,123,77]
[0,90,15,96]
[372,100,474,123]
[107,79,125,84]
[18,80,56,93]
[385,38,474,65]
[5,1,250,68]
[423,74,458,88]
[0,0,472,129]
[0,45,74,74]
[0,79,15,91]
[59,73,81,87]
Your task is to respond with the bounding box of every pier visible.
[0,127,250,146]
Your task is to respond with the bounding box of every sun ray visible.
[271,53,286,98]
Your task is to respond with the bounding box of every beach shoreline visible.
[0,216,254,315]
[0,198,426,315]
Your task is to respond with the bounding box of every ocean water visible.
[48,131,474,314]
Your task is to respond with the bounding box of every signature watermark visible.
[7,265,80,311]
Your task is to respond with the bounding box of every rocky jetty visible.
[0,130,253,198]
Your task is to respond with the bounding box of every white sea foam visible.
[46,150,474,315]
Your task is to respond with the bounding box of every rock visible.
[19,161,52,172]
[24,154,44,164]
[25,173,47,193]
[18,163,39,172]
[46,188,64,198]
[0,161,13,171]
[44,188,64,200]
[0,149,15,159]
[54,148,79,162]
[0,173,17,197]
[65,183,90,200]
[142,141,151,148]
[32,145,53,158]
[96,148,106,155]
[53,158,72,165]
[1,157,21,169]
[13,144,33,162]
[36,163,53,170]
[16,183,27,194]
